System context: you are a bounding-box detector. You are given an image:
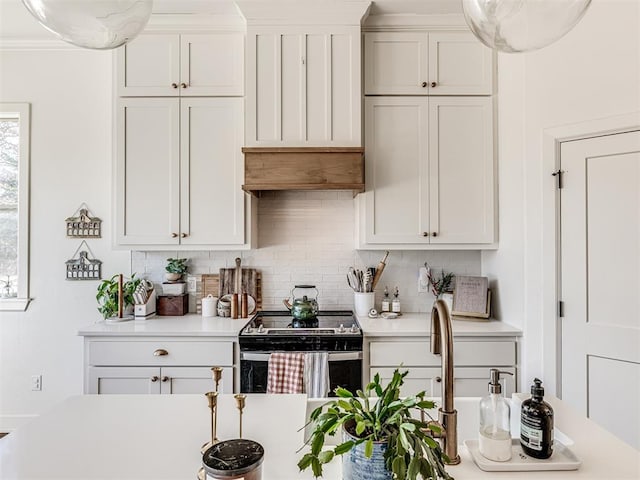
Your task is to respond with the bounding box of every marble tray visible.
[464,439,582,472]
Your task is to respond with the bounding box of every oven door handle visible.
[240,352,362,362]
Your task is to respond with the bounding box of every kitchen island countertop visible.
[78,313,522,338]
[1,393,637,479]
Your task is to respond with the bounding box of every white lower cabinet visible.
[84,338,235,395]
[368,338,517,397]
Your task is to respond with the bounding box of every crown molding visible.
[235,1,371,26]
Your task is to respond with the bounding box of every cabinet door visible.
[371,367,441,397]
[87,367,161,394]
[160,367,234,394]
[364,32,428,95]
[428,32,493,95]
[247,29,360,146]
[180,34,244,96]
[363,97,429,244]
[116,98,180,245]
[117,34,181,96]
[180,98,245,245]
[428,97,495,244]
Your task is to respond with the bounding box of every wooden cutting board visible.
[201,271,262,311]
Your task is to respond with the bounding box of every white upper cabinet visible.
[116,97,247,248]
[117,33,244,97]
[359,96,495,248]
[364,31,494,95]
[245,27,361,146]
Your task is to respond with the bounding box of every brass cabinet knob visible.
[421,81,427,88]
[181,233,188,238]
[171,233,178,238]
[180,82,187,89]
[435,376,442,383]
[432,232,438,237]
[171,83,178,88]
[161,376,169,382]
[422,232,430,237]
[151,376,159,382]
[431,82,437,88]
[153,349,169,356]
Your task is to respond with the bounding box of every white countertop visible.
[77,314,247,337]
[78,312,522,338]
[1,393,637,479]
[357,312,522,337]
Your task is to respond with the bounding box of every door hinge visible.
[552,169,565,189]
[558,300,565,318]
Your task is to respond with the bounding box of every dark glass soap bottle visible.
[520,378,554,459]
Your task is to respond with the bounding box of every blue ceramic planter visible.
[341,425,392,480]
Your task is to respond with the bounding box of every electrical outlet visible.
[186,275,197,293]
[31,375,42,391]
[418,267,429,293]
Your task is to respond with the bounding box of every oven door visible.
[240,351,362,395]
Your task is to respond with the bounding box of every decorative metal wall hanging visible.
[66,241,102,280]
[65,203,102,238]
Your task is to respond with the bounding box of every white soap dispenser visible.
[479,369,514,462]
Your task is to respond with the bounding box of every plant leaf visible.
[297,453,314,470]
[356,420,366,436]
[334,440,355,455]
[318,450,334,464]
[364,438,374,458]
[407,455,420,479]
[311,457,322,477]
[311,432,324,455]
[335,387,353,398]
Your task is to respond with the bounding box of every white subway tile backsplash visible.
[134,192,480,313]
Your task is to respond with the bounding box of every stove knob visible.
[350,324,358,333]
[257,324,265,334]
[245,326,253,334]
[338,323,345,333]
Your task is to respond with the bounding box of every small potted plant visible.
[96,274,142,319]
[165,257,189,282]
[298,369,453,480]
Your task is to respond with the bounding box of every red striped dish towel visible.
[267,352,305,394]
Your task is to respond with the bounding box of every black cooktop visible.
[240,310,360,334]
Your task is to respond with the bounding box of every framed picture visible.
[451,275,491,319]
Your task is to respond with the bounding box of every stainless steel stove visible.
[239,311,363,395]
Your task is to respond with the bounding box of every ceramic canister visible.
[202,295,218,317]
[203,439,264,480]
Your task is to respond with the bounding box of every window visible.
[0,103,30,311]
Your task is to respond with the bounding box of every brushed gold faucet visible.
[430,299,460,465]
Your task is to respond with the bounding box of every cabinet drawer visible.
[369,340,515,367]
[88,340,233,367]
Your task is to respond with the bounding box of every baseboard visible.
[0,414,38,432]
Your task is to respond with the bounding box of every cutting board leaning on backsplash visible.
[200,270,262,311]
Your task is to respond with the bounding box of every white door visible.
[116,98,180,245]
[180,98,245,246]
[428,97,494,244]
[117,34,180,96]
[363,97,429,244]
[560,130,640,449]
[88,367,161,394]
[160,367,234,394]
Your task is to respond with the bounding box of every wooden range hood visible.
[242,147,365,197]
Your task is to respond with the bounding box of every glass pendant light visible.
[462,0,592,53]
[21,0,153,50]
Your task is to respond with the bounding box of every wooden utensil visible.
[371,251,389,291]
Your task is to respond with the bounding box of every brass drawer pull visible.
[151,376,159,382]
[180,82,187,89]
[422,232,430,237]
[161,376,169,382]
[421,81,427,88]
[171,83,178,89]
[153,349,169,356]
[431,81,437,88]
[432,232,438,237]
[171,233,178,238]
[435,376,442,383]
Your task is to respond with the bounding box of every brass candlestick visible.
[234,394,246,438]
[211,366,223,392]
[201,391,219,454]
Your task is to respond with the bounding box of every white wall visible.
[0,47,131,430]
[483,0,640,393]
